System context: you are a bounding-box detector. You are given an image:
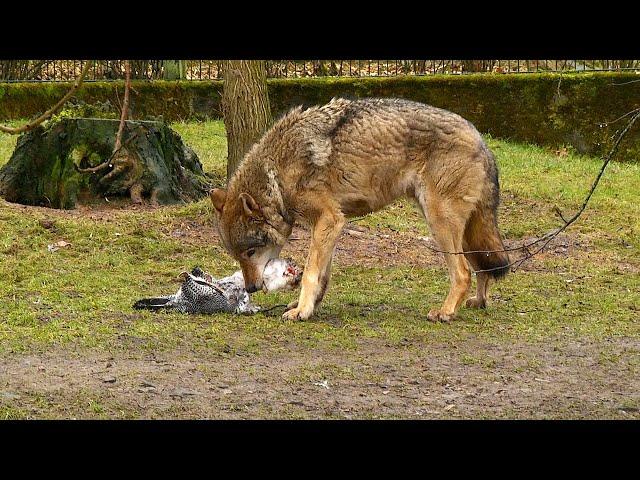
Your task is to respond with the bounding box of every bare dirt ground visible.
[2,335,638,419]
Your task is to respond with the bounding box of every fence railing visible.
[2,60,639,82]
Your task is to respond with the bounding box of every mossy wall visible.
[267,74,640,161]
[1,73,639,160]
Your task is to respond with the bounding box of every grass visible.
[0,120,21,167]
[0,121,638,356]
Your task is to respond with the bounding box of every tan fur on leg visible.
[466,272,489,309]
[283,210,345,320]
[416,188,473,322]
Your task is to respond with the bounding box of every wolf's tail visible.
[463,207,510,279]
[133,297,173,310]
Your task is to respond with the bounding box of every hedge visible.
[0,80,224,122]
[1,73,639,160]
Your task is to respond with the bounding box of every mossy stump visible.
[0,118,211,209]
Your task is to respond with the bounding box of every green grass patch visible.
[0,121,638,355]
[0,119,21,168]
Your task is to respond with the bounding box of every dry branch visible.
[0,61,94,135]
[75,61,133,176]
[114,60,131,152]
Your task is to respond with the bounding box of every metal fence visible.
[2,60,640,82]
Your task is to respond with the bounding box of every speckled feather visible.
[133,259,302,315]
[133,267,257,314]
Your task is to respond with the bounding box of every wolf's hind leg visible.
[416,191,473,322]
[283,210,345,321]
[429,230,472,322]
[465,272,489,309]
[462,206,510,309]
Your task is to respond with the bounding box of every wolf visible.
[210,97,509,322]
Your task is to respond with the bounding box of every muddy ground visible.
[2,335,638,419]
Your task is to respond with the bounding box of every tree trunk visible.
[221,60,272,180]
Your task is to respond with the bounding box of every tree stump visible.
[0,118,211,209]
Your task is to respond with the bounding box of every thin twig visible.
[114,60,131,152]
[76,62,133,176]
[114,86,123,113]
[553,205,568,224]
[75,161,112,174]
[478,109,640,273]
[259,303,289,314]
[610,79,640,86]
[597,107,640,127]
[75,130,141,174]
[556,72,563,98]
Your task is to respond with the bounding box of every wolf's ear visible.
[239,192,261,217]
[210,188,226,214]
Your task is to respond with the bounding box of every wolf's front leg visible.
[283,211,345,321]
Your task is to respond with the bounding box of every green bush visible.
[0,81,223,122]
[268,74,640,161]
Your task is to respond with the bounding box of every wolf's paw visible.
[282,305,313,321]
[465,297,487,309]
[427,309,454,323]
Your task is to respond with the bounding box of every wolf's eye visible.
[246,249,256,258]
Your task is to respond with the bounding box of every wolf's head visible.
[210,187,292,293]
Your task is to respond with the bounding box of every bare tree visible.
[221,60,272,180]
[114,60,131,152]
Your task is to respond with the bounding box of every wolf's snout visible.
[246,283,259,294]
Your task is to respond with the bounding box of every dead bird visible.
[133,258,302,314]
